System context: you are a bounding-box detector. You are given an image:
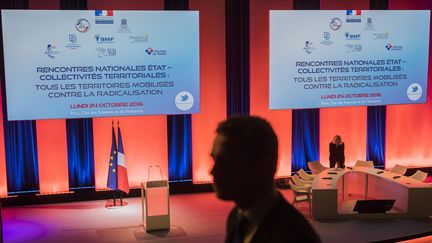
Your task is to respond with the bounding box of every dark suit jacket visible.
[225,194,321,243]
[329,142,345,164]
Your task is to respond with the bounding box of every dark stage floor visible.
[3,190,432,243]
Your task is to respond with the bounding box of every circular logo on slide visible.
[75,18,90,33]
[407,83,422,101]
[175,91,194,111]
[330,17,342,31]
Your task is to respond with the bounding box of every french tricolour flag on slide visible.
[347,10,361,16]
[346,10,362,23]
[95,10,113,16]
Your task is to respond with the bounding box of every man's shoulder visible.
[257,196,321,242]
[269,196,308,221]
[226,206,238,225]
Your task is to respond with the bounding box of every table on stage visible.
[311,166,432,220]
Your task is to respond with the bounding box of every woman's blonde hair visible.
[333,135,342,144]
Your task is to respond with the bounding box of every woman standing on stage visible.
[329,135,345,168]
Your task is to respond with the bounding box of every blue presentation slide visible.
[270,10,430,109]
[1,10,199,120]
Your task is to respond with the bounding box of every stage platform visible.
[3,190,432,243]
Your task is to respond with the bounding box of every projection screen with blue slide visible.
[1,10,199,120]
[270,10,430,109]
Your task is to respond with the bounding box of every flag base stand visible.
[105,190,129,208]
[105,199,129,208]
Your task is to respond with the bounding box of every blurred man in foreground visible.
[211,116,321,243]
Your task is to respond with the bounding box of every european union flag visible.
[107,124,118,190]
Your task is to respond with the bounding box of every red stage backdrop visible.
[386,0,432,168]
[250,0,294,177]
[190,0,227,183]
[319,0,369,168]
[320,0,369,10]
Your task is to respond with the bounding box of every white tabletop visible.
[311,166,431,190]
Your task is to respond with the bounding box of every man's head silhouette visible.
[211,116,278,209]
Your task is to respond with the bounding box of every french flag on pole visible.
[346,10,362,23]
[95,10,113,16]
[117,122,130,194]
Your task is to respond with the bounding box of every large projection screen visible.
[270,10,430,110]
[1,10,199,120]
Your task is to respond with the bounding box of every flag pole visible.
[112,120,116,206]
[118,120,123,206]
[113,190,116,206]
[116,119,119,201]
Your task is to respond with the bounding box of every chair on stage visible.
[298,168,316,181]
[410,170,428,182]
[292,174,312,187]
[390,164,407,175]
[307,161,327,175]
[288,180,312,215]
[354,160,374,168]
